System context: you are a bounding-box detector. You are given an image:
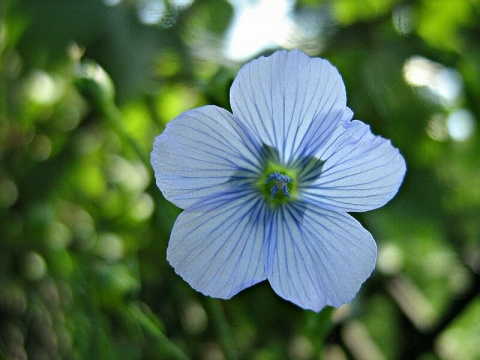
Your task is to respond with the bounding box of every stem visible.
[129,303,190,360]
[207,298,237,360]
[103,103,150,167]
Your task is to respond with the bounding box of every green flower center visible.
[257,162,298,207]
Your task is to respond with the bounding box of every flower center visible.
[266,172,292,199]
[257,161,298,206]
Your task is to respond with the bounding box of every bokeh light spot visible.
[224,0,295,61]
[26,71,63,105]
[446,108,476,142]
[95,233,124,262]
[22,252,48,281]
[137,0,166,25]
[0,178,19,208]
[403,56,463,107]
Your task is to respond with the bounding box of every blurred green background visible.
[1,0,479,359]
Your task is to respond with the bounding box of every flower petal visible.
[303,120,406,212]
[151,105,260,209]
[230,50,347,165]
[265,203,377,312]
[167,189,267,299]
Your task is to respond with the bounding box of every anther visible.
[266,172,292,198]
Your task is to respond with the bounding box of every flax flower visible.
[151,50,406,311]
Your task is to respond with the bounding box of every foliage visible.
[1,0,479,359]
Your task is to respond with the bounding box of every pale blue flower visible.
[151,50,406,312]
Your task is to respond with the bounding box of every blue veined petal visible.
[151,105,261,209]
[302,120,406,212]
[167,189,267,298]
[265,203,377,312]
[230,50,347,165]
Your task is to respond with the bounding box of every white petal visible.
[167,189,267,299]
[303,120,406,212]
[151,105,260,209]
[265,203,377,311]
[230,50,347,165]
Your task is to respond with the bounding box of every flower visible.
[151,50,406,312]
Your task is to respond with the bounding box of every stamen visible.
[266,172,293,199]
